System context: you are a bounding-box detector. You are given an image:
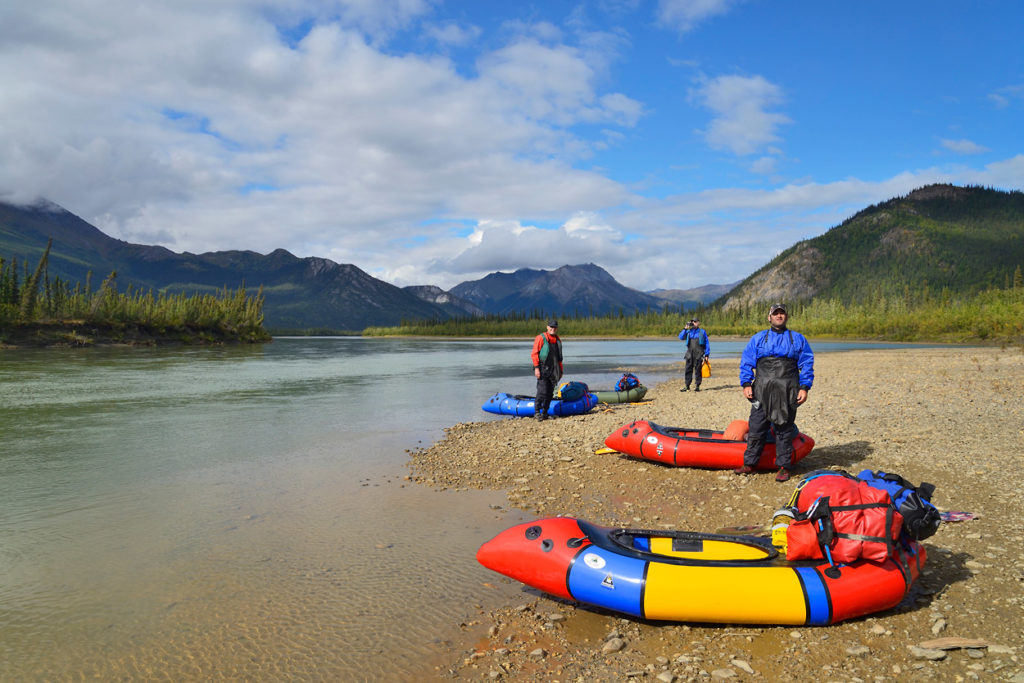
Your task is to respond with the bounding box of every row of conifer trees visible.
[0,241,268,340]
[364,277,1024,344]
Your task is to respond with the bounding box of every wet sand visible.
[409,346,1024,681]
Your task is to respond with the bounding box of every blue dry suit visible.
[678,327,710,388]
[678,327,711,357]
[739,328,814,390]
[738,327,814,469]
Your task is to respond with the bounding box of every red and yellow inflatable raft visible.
[477,516,925,625]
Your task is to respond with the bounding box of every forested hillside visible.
[721,184,1024,310]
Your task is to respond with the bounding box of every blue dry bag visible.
[555,381,589,402]
[615,373,640,392]
[856,469,941,541]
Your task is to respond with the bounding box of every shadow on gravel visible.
[916,546,976,598]
[800,440,874,471]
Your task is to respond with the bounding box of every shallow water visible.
[0,336,942,679]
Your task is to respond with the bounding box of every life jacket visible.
[555,381,589,401]
[856,470,941,541]
[535,333,563,377]
[784,470,903,566]
[615,373,640,391]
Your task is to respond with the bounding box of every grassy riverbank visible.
[364,286,1024,344]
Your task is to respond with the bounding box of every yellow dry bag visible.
[701,358,711,378]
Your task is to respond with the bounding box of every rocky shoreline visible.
[0,321,271,347]
[409,347,1024,682]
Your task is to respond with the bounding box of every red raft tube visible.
[604,420,814,470]
[476,517,925,626]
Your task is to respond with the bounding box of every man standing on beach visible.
[532,320,563,421]
[734,303,814,482]
[678,318,710,392]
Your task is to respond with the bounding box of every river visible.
[0,336,937,679]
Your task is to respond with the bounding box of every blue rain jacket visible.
[739,328,814,389]
[677,327,710,356]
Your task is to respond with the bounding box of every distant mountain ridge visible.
[402,285,485,318]
[450,263,665,316]
[0,201,447,331]
[720,184,1024,310]
[648,283,738,308]
[0,202,681,329]
[6,183,1013,330]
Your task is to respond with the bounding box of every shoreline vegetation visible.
[1,241,270,347]
[363,284,1024,345]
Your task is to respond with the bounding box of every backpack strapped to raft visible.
[784,470,903,574]
[555,381,589,402]
[856,470,941,541]
[615,373,640,391]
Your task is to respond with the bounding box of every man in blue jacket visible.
[678,318,710,392]
[734,303,814,482]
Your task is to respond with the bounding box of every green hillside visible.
[722,184,1024,310]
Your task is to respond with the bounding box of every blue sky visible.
[1,1,1021,291]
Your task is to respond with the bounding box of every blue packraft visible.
[615,373,640,391]
[856,470,941,541]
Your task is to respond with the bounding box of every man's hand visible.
[534,368,541,379]
[742,386,753,400]
[796,389,808,405]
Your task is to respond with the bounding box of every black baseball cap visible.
[546,319,558,328]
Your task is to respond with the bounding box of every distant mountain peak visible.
[450,263,662,316]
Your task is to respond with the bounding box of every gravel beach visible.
[409,346,1024,682]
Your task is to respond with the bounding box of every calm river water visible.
[0,336,928,680]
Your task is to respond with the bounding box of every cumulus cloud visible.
[0,0,641,261]
[425,213,623,280]
[656,0,736,33]
[940,138,990,155]
[691,74,790,156]
[0,1,1020,296]
[425,21,482,47]
[988,83,1024,109]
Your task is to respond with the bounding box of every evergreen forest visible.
[1,241,270,345]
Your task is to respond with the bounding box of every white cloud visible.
[748,156,777,175]
[940,138,990,155]
[691,74,790,156]
[425,21,482,47]
[1,1,1021,298]
[0,1,640,261]
[656,0,736,33]
[988,83,1024,109]
[422,213,624,282]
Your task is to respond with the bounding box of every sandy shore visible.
[409,346,1024,682]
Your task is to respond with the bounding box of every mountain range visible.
[3,183,1020,330]
[0,200,725,330]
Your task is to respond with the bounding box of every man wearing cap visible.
[531,320,563,421]
[678,318,710,392]
[735,303,814,482]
